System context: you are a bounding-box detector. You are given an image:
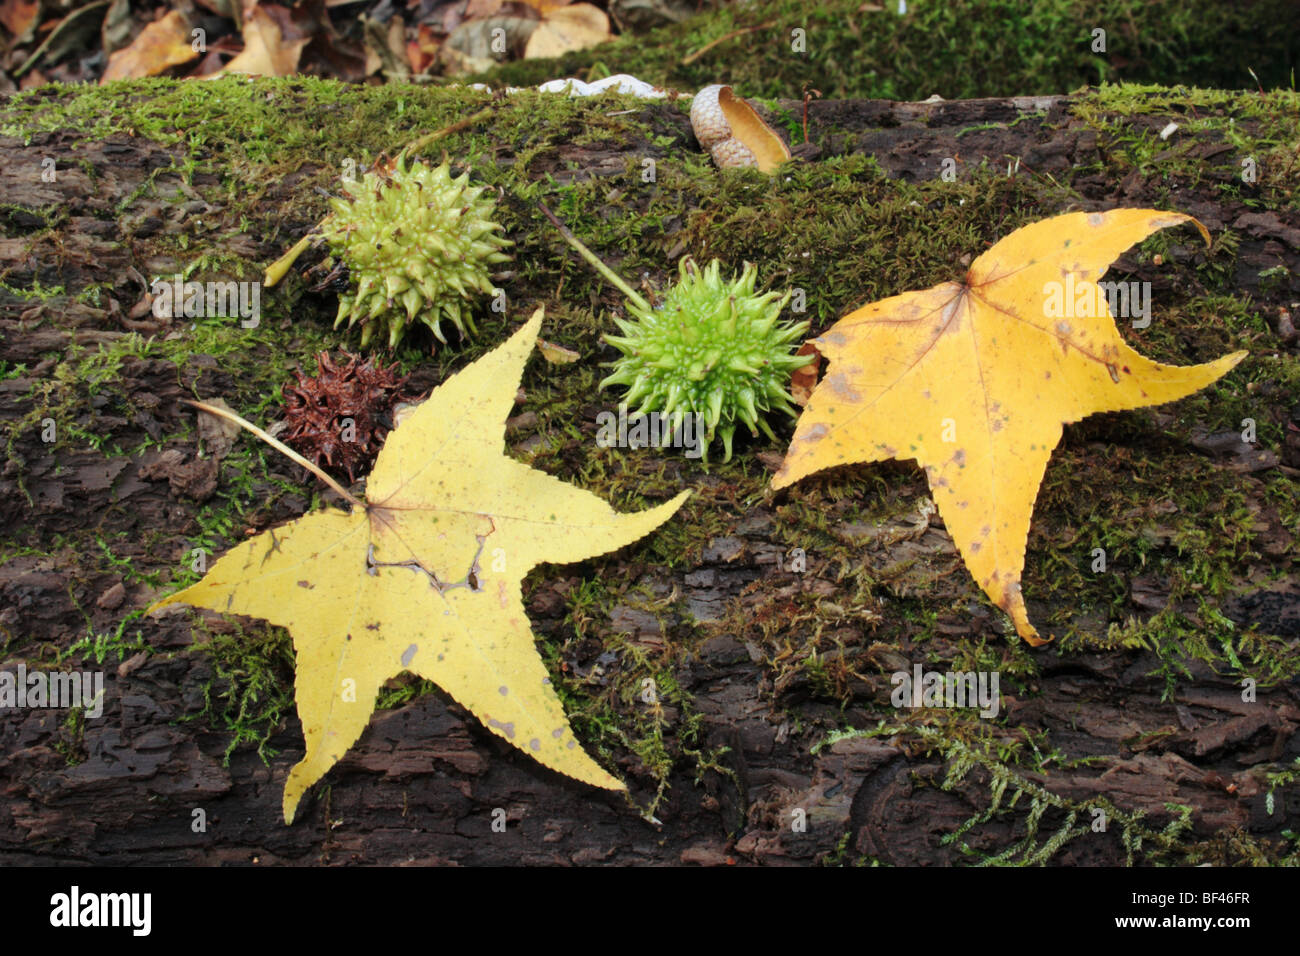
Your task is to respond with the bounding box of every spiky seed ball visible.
[319,155,511,350]
[280,351,413,483]
[600,257,812,462]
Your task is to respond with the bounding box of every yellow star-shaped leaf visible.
[150,308,689,822]
[773,209,1245,644]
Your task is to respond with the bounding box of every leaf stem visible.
[264,232,319,288]
[183,399,363,509]
[537,201,652,313]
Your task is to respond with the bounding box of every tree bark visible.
[2,89,1298,866]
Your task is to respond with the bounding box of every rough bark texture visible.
[2,87,1298,865]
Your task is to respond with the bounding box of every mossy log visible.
[0,79,1297,865]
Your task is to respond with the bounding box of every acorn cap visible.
[689,84,791,174]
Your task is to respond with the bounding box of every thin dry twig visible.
[399,105,496,159]
[184,399,363,508]
[801,86,822,144]
[682,21,776,66]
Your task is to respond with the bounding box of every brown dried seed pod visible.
[689,84,791,173]
[279,351,415,483]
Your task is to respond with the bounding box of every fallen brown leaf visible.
[0,0,39,38]
[101,10,198,83]
[406,22,441,74]
[524,2,608,59]
[519,0,578,13]
[789,341,821,406]
[208,6,308,78]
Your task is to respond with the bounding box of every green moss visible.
[816,721,1270,865]
[530,572,734,819]
[53,708,88,767]
[62,611,149,667]
[1,78,1295,858]
[472,0,1300,100]
[183,619,296,765]
[1071,84,1300,211]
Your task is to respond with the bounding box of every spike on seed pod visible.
[319,155,511,351]
[600,257,812,463]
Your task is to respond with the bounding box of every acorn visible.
[600,257,811,462]
[689,84,791,173]
[319,155,512,349]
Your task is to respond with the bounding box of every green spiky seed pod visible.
[319,155,511,349]
[600,257,812,463]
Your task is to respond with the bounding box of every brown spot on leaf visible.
[803,423,830,443]
[825,372,861,402]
